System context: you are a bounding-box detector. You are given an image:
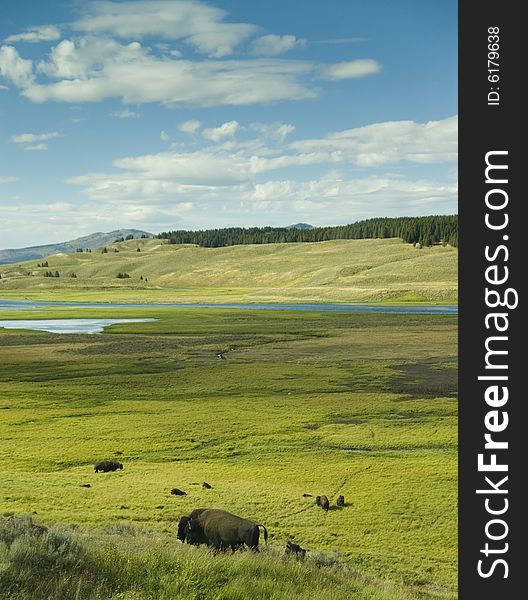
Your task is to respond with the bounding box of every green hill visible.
[0,237,457,304]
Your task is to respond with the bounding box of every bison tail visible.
[258,524,268,545]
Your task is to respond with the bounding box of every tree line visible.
[157,215,458,248]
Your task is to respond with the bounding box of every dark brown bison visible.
[94,461,123,473]
[319,495,330,511]
[336,495,345,507]
[170,488,187,496]
[185,509,268,551]
[285,540,306,559]
[202,482,213,489]
[302,493,312,497]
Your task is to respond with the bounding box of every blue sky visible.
[0,0,457,248]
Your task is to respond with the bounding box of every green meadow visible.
[0,237,457,304]
[0,307,457,599]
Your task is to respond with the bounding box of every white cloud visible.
[202,120,240,142]
[112,108,139,118]
[72,0,256,58]
[290,116,458,166]
[5,25,61,43]
[12,132,60,144]
[250,34,305,57]
[178,119,201,134]
[66,116,457,217]
[0,46,34,87]
[320,59,381,80]
[0,176,18,184]
[160,130,170,141]
[24,47,316,106]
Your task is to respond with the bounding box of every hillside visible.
[0,229,153,265]
[0,237,457,304]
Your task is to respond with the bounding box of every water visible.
[0,318,157,334]
[0,299,458,315]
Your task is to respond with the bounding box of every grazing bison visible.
[202,482,212,489]
[170,488,187,496]
[185,508,268,551]
[337,495,345,507]
[94,461,123,473]
[302,493,312,497]
[315,495,321,506]
[319,495,330,511]
[80,484,91,488]
[285,540,306,559]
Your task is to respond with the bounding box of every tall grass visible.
[0,516,448,600]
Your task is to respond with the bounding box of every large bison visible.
[94,460,123,473]
[184,508,268,551]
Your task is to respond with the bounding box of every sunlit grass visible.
[0,309,457,596]
[0,238,457,303]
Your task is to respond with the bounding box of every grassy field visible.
[0,307,457,598]
[0,238,457,304]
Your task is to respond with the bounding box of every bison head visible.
[184,518,206,546]
[177,516,189,542]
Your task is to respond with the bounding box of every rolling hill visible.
[0,237,458,304]
[0,229,153,265]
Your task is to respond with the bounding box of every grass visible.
[0,308,457,598]
[0,238,457,304]
[0,516,452,600]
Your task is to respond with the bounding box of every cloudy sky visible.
[0,0,457,249]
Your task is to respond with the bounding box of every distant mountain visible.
[286,223,314,230]
[0,229,153,264]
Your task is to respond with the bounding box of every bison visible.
[94,460,123,473]
[315,495,321,506]
[319,495,330,511]
[285,540,306,559]
[170,488,187,496]
[336,495,345,507]
[202,482,213,489]
[185,508,268,551]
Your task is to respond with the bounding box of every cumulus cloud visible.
[0,46,34,87]
[250,34,305,57]
[72,0,255,58]
[178,119,201,134]
[0,176,18,184]
[160,130,170,141]
[5,25,61,43]
[202,120,240,142]
[320,59,381,80]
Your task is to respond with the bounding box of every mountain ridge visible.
[0,229,153,264]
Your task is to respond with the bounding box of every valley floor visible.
[0,307,457,598]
